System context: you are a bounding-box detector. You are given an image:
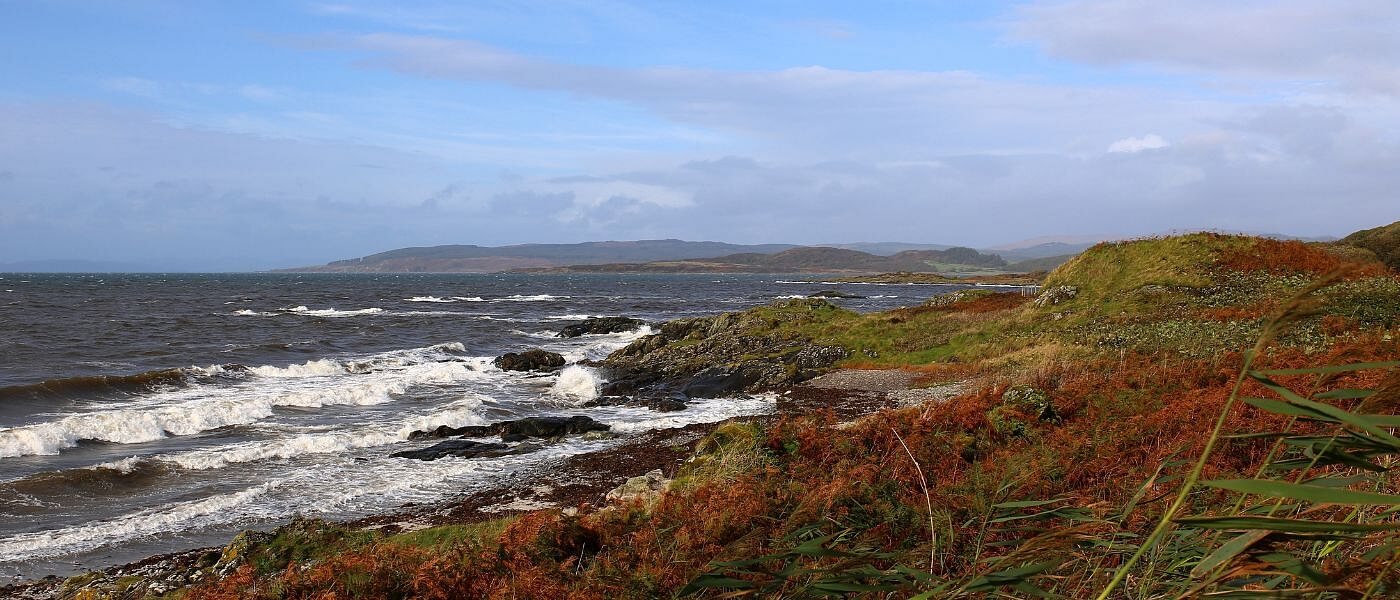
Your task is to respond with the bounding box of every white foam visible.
[395,396,491,438]
[776,294,807,299]
[607,394,777,434]
[282,305,385,317]
[453,296,486,302]
[232,309,270,316]
[544,314,595,321]
[495,294,566,302]
[549,366,603,404]
[0,348,480,459]
[0,482,279,562]
[249,358,344,378]
[405,296,454,303]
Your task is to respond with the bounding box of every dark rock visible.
[808,289,867,299]
[405,415,611,441]
[391,439,512,461]
[681,367,747,398]
[408,424,498,439]
[558,316,646,338]
[493,349,566,372]
[503,415,610,438]
[585,391,688,412]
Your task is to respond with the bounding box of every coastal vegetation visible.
[34,224,1400,598]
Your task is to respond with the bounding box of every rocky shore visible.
[3,299,911,600]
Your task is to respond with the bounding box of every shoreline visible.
[2,378,916,598]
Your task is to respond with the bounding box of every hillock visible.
[1339,219,1400,271]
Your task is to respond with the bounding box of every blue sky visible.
[2,1,1398,270]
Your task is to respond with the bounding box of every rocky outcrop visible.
[558,317,646,338]
[391,439,514,461]
[493,349,566,372]
[808,289,867,299]
[599,298,850,398]
[1033,285,1078,307]
[407,415,610,441]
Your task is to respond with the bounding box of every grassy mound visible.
[1340,219,1400,272]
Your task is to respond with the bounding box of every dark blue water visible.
[0,273,969,579]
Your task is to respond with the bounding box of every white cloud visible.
[1107,134,1168,153]
[1008,0,1400,95]
[321,33,1217,159]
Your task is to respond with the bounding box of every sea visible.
[0,272,973,580]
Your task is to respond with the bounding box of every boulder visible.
[1033,285,1079,307]
[503,415,610,438]
[558,316,647,338]
[493,349,566,372]
[392,439,512,461]
[605,469,671,504]
[680,367,747,398]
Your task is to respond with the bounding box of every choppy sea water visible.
[0,273,973,579]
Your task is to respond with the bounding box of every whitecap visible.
[0,482,280,562]
[549,366,603,404]
[494,294,567,302]
[281,306,384,317]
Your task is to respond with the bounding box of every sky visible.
[1,1,1398,270]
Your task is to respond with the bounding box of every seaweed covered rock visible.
[600,298,851,396]
[493,349,566,372]
[558,317,646,338]
[391,439,514,461]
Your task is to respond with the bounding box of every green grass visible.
[387,517,517,550]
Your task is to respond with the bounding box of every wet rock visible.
[558,317,646,338]
[586,392,688,412]
[808,289,867,299]
[605,469,671,504]
[493,349,566,372]
[680,367,747,398]
[406,416,611,441]
[504,415,610,438]
[391,439,512,461]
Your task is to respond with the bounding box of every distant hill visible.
[279,240,799,273]
[822,242,954,256]
[1005,253,1078,273]
[519,246,1008,274]
[997,242,1098,262]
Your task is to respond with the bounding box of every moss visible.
[247,518,380,575]
[672,421,768,492]
[387,518,517,550]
